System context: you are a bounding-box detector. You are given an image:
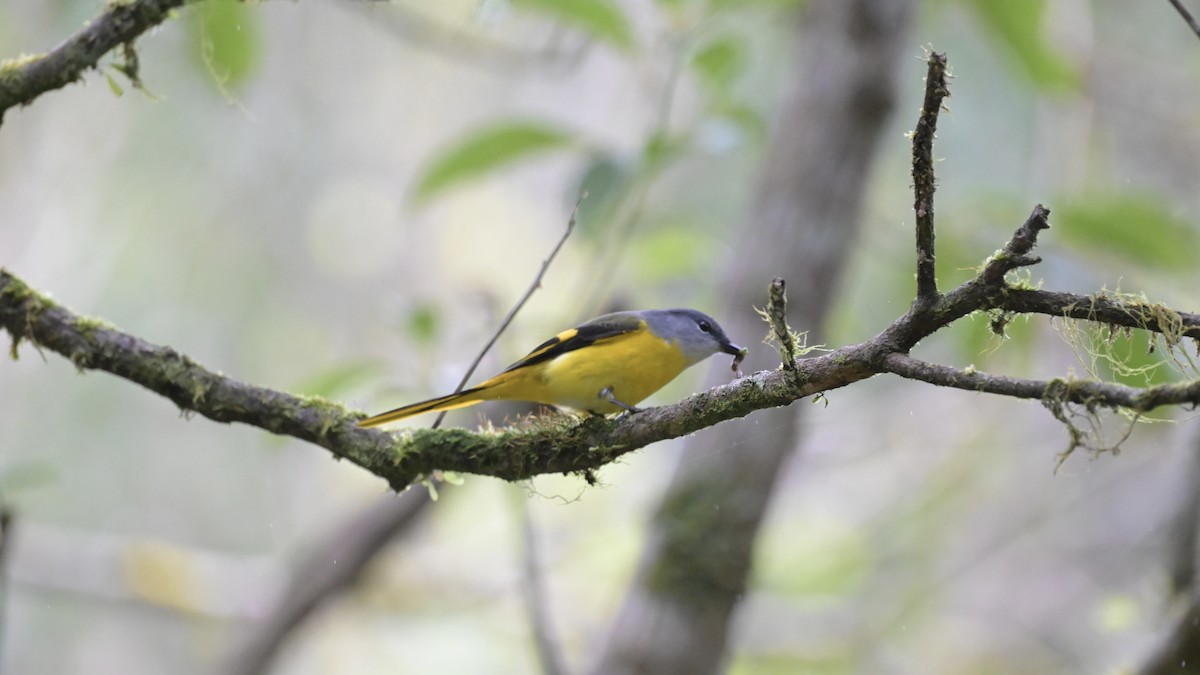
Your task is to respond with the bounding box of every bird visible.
[357,308,744,427]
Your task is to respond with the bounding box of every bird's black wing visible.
[502,313,645,373]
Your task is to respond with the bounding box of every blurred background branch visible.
[221,489,430,675]
[589,1,915,672]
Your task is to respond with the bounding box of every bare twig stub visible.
[765,277,797,374]
[911,51,949,309]
[0,0,189,124]
[980,204,1051,285]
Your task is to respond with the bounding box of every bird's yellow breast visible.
[486,327,689,413]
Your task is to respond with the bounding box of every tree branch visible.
[990,288,1200,340]
[0,267,852,491]
[0,0,189,124]
[881,353,1200,412]
[911,50,949,309]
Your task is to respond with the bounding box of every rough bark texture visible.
[588,1,917,673]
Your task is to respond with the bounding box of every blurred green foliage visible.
[511,0,635,51]
[572,154,630,237]
[755,517,872,599]
[631,226,714,281]
[406,303,442,346]
[959,0,1079,91]
[186,0,261,90]
[0,460,57,495]
[1056,193,1199,271]
[295,361,381,398]
[413,121,576,202]
[691,35,747,92]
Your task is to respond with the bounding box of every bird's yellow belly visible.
[518,330,689,413]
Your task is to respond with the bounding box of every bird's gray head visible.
[643,309,743,366]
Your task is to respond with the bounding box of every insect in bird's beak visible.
[726,343,747,377]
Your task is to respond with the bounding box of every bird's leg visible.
[598,386,642,414]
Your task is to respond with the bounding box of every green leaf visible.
[961,0,1078,91]
[105,71,125,97]
[413,121,576,202]
[511,0,635,51]
[690,35,746,91]
[1056,193,1197,271]
[187,0,261,90]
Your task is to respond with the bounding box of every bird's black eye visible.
[698,320,712,333]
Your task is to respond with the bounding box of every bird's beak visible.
[722,341,745,356]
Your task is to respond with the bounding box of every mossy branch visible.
[881,353,1200,413]
[0,268,858,490]
[0,0,191,124]
[5,50,1200,489]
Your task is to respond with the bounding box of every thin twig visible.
[431,194,584,429]
[1168,0,1200,40]
[911,50,949,309]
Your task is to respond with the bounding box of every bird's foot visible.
[598,386,642,414]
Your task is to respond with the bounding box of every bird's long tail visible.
[357,387,488,428]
